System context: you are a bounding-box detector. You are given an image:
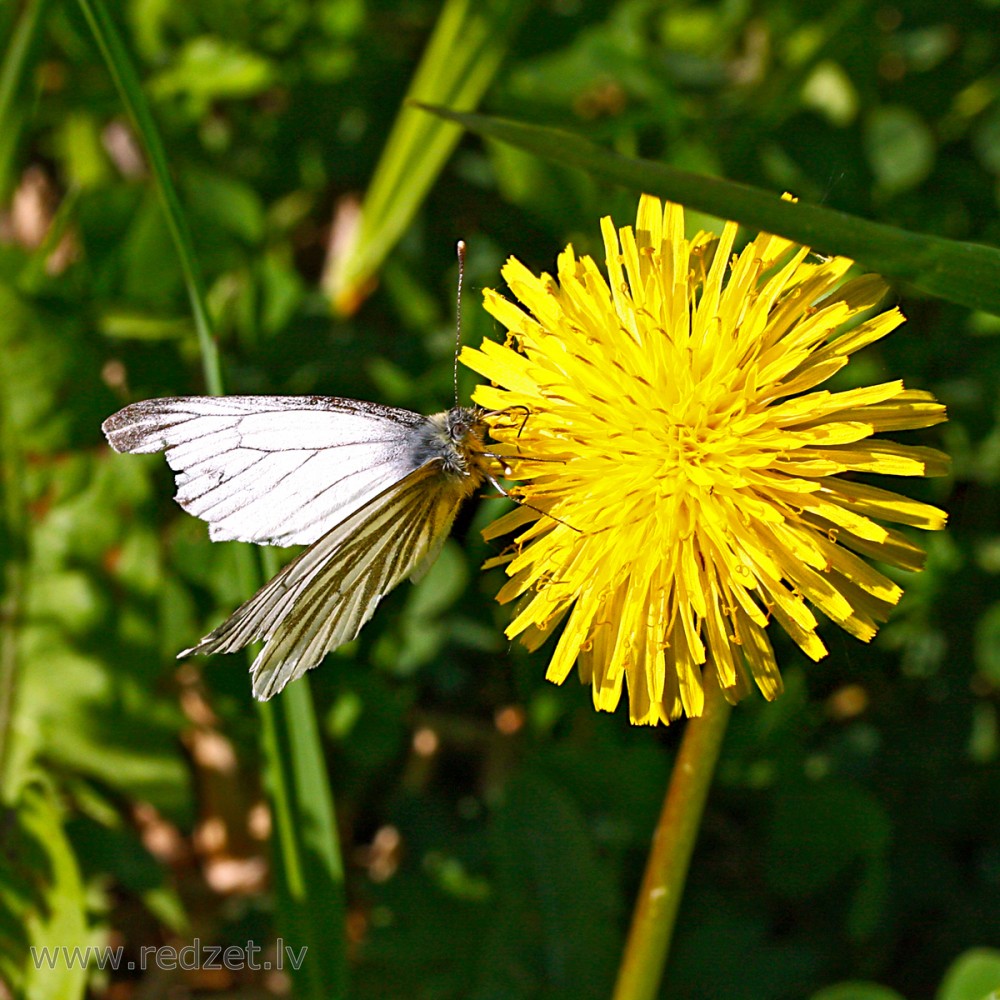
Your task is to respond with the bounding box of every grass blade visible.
[325,0,532,314]
[75,0,221,393]
[256,547,348,998]
[0,0,50,200]
[426,108,1000,318]
[76,3,347,994]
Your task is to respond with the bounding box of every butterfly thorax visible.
[414,406,489,482]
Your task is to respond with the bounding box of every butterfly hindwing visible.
[180,463,473,699]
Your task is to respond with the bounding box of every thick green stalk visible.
[256,549,348,998]
[612,676,732,1000]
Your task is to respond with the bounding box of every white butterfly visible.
[102,395,492,700]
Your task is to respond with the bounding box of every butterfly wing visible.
[102,395,428,546]
[180,463,476,699]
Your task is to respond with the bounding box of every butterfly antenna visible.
[453,239,466,405]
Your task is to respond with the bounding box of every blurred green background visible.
[1,0,999,998]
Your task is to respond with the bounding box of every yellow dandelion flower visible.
[462,195,949,726]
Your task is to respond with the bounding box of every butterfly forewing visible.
[102,395,428,546]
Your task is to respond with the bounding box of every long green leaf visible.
[20,784,91,1000]
[0,0,50,201]
[257,548,348,999]
[425,108,1000,318]
[325,0,533,314]
[76,3,347,995]
[76,0,221,393]
[0,330,27,802]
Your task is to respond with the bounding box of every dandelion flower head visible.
[462,195,948,726]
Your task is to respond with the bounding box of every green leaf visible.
[13,635,191,817]
[937,949,1000,1000]
[259,683,348,999]
[865,106,936,195]
[475,769,621,999]
[76,10,347,995]
[9,784,93,1000]
[766,778,890,909]
[149,36,276,112]
[407,541,469,619]
[54,112,111,190]
[0,0,50,200]
[182,166,266,245]
[423,107,1000,318]
[75,0,221,392]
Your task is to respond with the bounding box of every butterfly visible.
[102,395,494,699]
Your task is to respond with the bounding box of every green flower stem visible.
[612,675,732,1000]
